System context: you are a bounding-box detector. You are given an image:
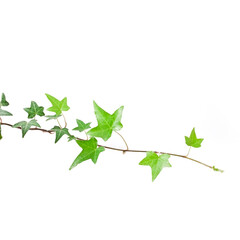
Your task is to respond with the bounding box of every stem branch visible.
[1,122,222,172]
[115,131,129,151]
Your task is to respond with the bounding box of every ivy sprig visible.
[0,93,224,182]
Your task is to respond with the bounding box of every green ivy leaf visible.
[185,128,204,148]
[45,94,70,115]
[73,119,91,132]
[87,101,124,141]
[0,93,9,107]
[69,137,105,170]
[67,135,77,142]
[51,126,70,143]
[0,109,12,116]
[13,119,40,138]
[45,114,62,121]
[139,152,171,181]
[24,101,45,119]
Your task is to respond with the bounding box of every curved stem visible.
[1,122,223,172]
[56,118,62,129]
[115,131,129,151]
[62,113,67,128]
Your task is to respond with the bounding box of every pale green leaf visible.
[13,119,40,138]
[185,128,204,148]
[139,151,171,181]
[45,94,70,115]
[0,109,12,116]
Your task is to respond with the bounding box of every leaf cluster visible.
[0,93,223,182]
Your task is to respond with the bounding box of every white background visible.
[0,1,240,239]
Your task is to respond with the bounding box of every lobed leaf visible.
[13,119,40,138]
[51,126,70,143]
[185,128,204,148]
[139,151,171,181]
[24,101,45,119]
[45,94,70,115]
[69,137,105,170]
[87,101,124,141]
[73,119,91,132]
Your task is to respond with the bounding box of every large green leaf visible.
[185,128,204,148]
[45,94,70,115]
[13,119,40,138]
[51,126,70,143]
[139,152,171,181]
[69,138,105,170]
[24,101,45,118]
[87,101,124,141]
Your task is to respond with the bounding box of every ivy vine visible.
[0,93,223,181]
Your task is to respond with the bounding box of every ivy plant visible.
[0,93,224,182]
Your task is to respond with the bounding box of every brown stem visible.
[114,131,129,151]
[1,122,221,171]
[62,113,67,128]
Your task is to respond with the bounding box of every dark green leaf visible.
[45,94,70,115]
[24,101,45,118]
[51,126,70,143]
[87,101,124,141]
[73,119,91,132]
[69,137,105,170]
[0,109,13,116]
[68,135,77,142]
[13,119,40,138]
[185,128,204,148]
[0,93,9,107]
[139,151,171,181]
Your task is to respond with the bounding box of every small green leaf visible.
[51,126,70,143]
[45,114,62,121]
[213,166,224,173]
[69,137,105,170]
[73,119,91,132]
[139,152,171,181]
[87,101,124,141]
[185,128,204,148]
[0,93,9,107]
[24,101,45,119]
[45,94,70,115]
[68,135,77,142]
[0,109,12,116]
[13,119,40,138]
